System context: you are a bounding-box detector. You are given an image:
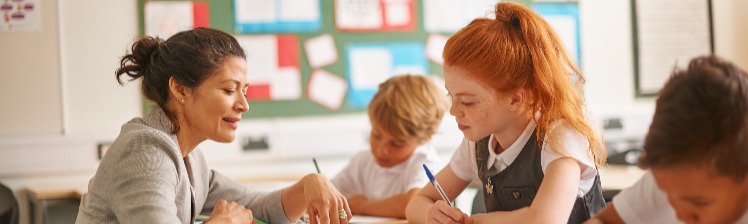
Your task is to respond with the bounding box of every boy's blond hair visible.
[368,75,450,142]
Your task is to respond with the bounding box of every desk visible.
[598,165,647,190]
[25,185,86,224]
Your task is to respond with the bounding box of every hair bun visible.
[131,36,164,69]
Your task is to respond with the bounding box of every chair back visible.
[0,182,19,224]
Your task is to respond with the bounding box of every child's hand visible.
[427,200,472,224]
[347,194,368,214]
[205,199,254,224]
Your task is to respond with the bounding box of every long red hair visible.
[443,2,605,168]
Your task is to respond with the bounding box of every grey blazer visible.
[76,107,291,224]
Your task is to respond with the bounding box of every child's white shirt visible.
[449,119,598,197]
[613,171,748,224]
[331,144,443,200]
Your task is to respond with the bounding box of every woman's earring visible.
[180,98,185,104]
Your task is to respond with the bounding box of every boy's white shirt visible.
[449,119,598,197]
[614,171,748,224]
[330,144,443,200]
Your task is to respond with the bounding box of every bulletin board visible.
[136,0,534,119]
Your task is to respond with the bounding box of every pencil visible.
[313,158,321,174]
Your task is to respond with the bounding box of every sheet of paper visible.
[145,1,193,38]
[423,0,497,32]
[237,35,278,81]
[349,47,393,90]
[384,0,411,26]
[335,0,383,29]
[0,0,41,32]
[304,34,338,68]
[308,70,348,110]
[634,0,711,94]
[349,215,401,223]
[234,0,276,23]
[272,68,302,100]
[426,34,449,64]
[279,0,320,21]
[236,35,301,101]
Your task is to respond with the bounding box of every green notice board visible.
[137,0,531,119]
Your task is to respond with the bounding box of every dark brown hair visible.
[115,28,245,132]
[443,2,605,167]
[640,55,748,180]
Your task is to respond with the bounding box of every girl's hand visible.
[205,200,253,224]
[428,200,473,224]
[302,173,352,224]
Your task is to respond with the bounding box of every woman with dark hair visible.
[76,28,351,224]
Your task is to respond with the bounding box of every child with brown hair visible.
[588,56,748,224]
[330,74,450,218]
[406,2,606,223]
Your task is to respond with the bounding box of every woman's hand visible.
[427,200,473,224]
[205,200,254,224]
[302,173,352,224]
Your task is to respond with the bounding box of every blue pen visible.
[423,164,454,207]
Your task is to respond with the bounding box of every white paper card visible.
[304,34,338,69]
[235,0,277,23]
[145,1,193,38]
[280,0,320,21]
[272,68,302,100]
[308,70,348,110]
[384,0,410,26]
[426,34,449,64]
[335,0,383,29]
[349,48,393,89]
[237,35,279,82]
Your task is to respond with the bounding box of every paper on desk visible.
[350,215,401,223]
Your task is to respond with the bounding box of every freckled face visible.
[443,65,519,142]
[182,56,249,143]
[369,125,422,168]
[652,166,748,224]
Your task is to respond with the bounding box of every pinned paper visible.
[423,0,497,33]
[307,70,348,110]
[426,34,449,65]
[304,34,338,69]
[145,1,209,39]
[234,0,321,33]
[334,0,415,31]
[346,43,427,108]
[236,35,302,101]
[0,0,41,32]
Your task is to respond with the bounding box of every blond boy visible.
[331,75,450,218]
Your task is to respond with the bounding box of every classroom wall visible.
[579,0,748,145]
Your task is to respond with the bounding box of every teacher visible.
[75,28,351,224]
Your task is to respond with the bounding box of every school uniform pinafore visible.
[475,129,605,224]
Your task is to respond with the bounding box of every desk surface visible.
[25,165,646,201]
[598,165,647,190]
